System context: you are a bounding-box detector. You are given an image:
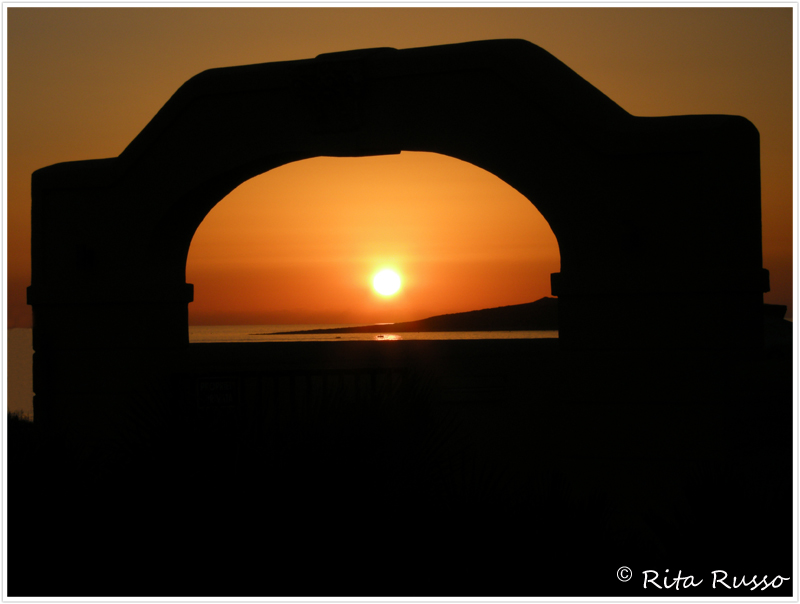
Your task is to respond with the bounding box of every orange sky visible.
[6,6,795,326]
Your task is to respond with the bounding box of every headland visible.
[269,296,559,335]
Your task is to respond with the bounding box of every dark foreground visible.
[7,333,794,597]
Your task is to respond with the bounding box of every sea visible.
[189,324,558,343]
[6,326,558,417]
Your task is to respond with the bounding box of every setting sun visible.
[373,269,402,296]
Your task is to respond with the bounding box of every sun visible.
[373,269,402,296]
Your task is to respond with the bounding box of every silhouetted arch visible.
[28,39,768,447]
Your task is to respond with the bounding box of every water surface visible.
[189,324,558,343]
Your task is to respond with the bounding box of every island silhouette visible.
[269,296,559,335]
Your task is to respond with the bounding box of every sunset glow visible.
[185,152,560,325]
[373,269,402,297]
[6,8,793,328]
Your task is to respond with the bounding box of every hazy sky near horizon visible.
[6,5,795,326]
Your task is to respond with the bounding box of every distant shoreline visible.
[267,297,559,335]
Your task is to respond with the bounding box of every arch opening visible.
[185,151,561,332]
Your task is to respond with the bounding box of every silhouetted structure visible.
[28,39,768,456]
[19,38,791,599]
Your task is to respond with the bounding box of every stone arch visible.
[28,39,767,447]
